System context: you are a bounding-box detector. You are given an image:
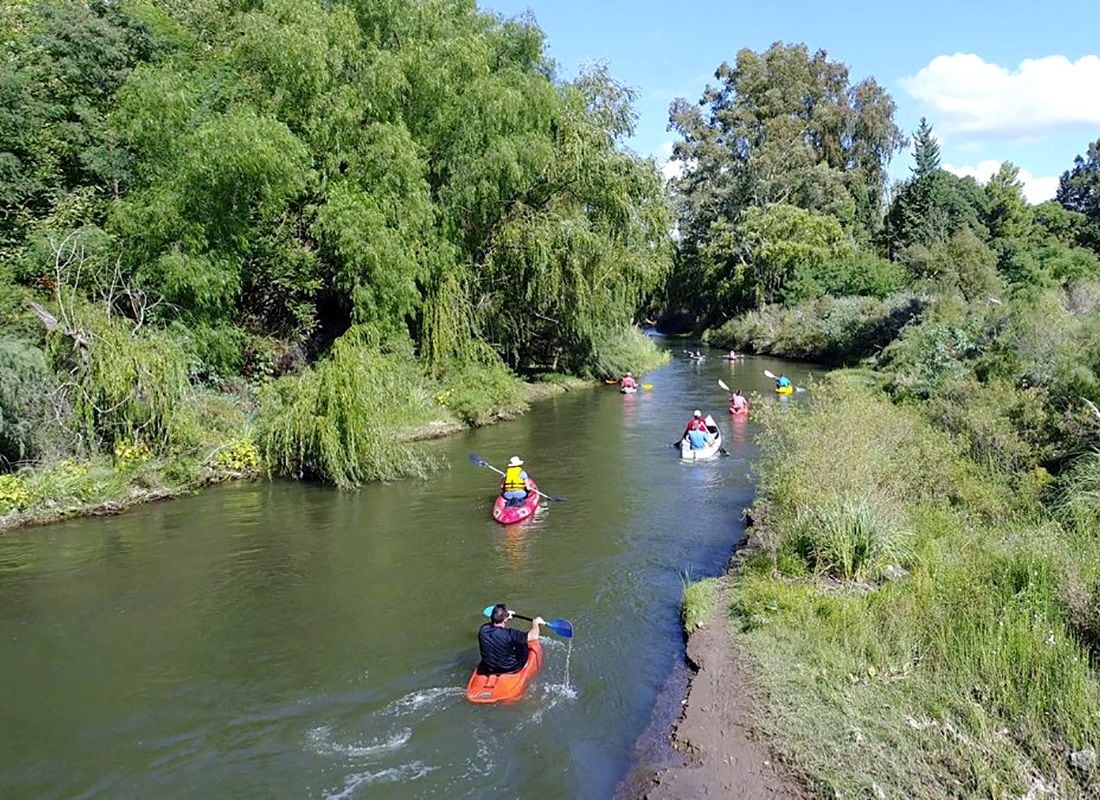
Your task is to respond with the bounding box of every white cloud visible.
[902,53,1100,138]
[655,141,685,182]
[944,160,1059,204]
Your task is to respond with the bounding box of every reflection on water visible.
[0,348,816,799]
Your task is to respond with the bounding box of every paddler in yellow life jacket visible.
[501,456,529,503]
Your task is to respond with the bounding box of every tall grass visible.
[736,378,1100,797]
[681,576,720,633]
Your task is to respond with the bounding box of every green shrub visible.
[51,312,191,454]
[209,437,260,474]
[0,473,31,513]
[257,328,434,487]
[0,338,53,466]
[710,293,925,366]
[437,359,527,426]
[585,325,668,378]
[791,493,912,582]
[1055,451,1100,531]
[681,576,720,633]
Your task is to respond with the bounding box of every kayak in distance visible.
[465,640,544,704]
[492,479,540,525]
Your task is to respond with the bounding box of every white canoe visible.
[620,386,637,394]
[679,415,722,461]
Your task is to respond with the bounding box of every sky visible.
[477,0,1100,203]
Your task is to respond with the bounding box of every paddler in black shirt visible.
[477,604,543,675]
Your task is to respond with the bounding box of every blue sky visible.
[478,0,1100,202]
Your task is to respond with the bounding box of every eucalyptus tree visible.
[664,42,903,326]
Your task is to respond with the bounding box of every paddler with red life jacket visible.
[501,456,529,502]
[684,410,708,437]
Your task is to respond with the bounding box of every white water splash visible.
[306,725,411,759]
[324,761,435,800]
[382,686,464,716]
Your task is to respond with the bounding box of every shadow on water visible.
[0,342,817,799]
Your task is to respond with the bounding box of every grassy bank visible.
[706,292,926,366]
[727,379,1100,797]
[0,369,593,532]
[682,576,721,633]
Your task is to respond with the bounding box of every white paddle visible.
[763,369,806,393]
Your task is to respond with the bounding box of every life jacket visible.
[502,465,526,493]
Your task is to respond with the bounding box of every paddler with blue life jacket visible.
[501,456,529,504]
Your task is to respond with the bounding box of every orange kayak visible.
[465,641,543,704]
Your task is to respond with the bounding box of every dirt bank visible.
[632,546,808,799]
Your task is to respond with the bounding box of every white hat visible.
[507,456,524,467]
[693,410,702,417]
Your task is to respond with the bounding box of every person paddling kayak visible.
[729,389,748,415]
[500,456,529,504]
[775,375,792,392]
[683,410,708,437]
[477,604,544,675]
[619,372,638,390]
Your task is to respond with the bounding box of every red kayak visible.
[466,641,543,704]
[729,406,749,416]
[492,479,540,525]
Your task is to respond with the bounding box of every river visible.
[0,346,814,799]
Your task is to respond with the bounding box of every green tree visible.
[910,117,940,178]
[1057,138,1100,253]
[664,42,903,327]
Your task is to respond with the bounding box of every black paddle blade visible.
[467,452,488,467]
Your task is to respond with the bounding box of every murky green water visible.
[0,346,814,799]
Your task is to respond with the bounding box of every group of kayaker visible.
[475,357,798,692]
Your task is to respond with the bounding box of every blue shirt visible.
[688,429,709,449]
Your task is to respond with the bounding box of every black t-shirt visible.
[477,623,529,675]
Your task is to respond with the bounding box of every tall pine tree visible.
[911,117,941,179]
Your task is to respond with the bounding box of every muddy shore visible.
[626,538,808,800]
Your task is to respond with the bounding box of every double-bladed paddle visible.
[466,453,567,502]
[481,606,574,639]
[763,369,807,393]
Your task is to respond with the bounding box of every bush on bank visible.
[707,292,926,366]
[736,380,1100,798]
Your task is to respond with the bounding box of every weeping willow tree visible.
[48,311,191,454]
[257,326,435,487]
[3,0,672,482]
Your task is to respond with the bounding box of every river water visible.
[0,346,813,799]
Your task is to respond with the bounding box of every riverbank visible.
[0,374,591,533]
[652,376,1100,798]
[639,546,808,800]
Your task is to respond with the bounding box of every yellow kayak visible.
[775,385,794,395]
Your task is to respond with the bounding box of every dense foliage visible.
[659,43,1100,798]
[0,0,670,487]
